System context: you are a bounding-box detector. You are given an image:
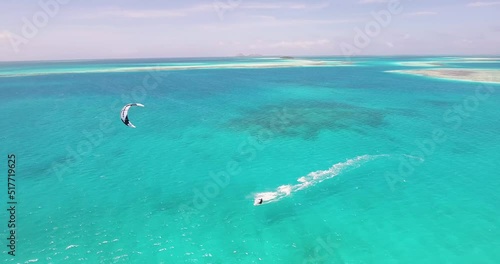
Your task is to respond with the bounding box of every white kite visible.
[120,103,144,128]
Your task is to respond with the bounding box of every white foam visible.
[252,154,390,205]
[65,245,78,250]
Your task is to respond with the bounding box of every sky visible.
[0,0,499,61]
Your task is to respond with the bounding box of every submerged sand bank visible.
[387,68,500,84]
[396,61,444,67]
[396,58,500,67]
[0,59,353,78]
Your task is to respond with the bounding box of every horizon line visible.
[1,54,499,64]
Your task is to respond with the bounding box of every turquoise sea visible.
[1,57,500,263]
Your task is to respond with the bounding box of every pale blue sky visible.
[0,0,499,61]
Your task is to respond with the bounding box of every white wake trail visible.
[252,154,391,206]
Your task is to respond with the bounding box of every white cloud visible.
[271,18,357,26]
[201,16,357,30]
[0,31,11,41]
[247,15,278,21]
[405,11,438,16]
[359,0,390,4]
[240,2,331,10]
[77,5,214,19]
[76,2,332,20]
[468,1,500,6]
[101,9,186,18]
[93,1,331,18]
[274,39,330,48]
[238,3,290,9]
[252,39,331,49]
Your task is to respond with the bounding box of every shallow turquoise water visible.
[1,57,500,263]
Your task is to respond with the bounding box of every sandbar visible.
[0,59,353,78]
[397,61,444,67]
[387,68,500,84]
